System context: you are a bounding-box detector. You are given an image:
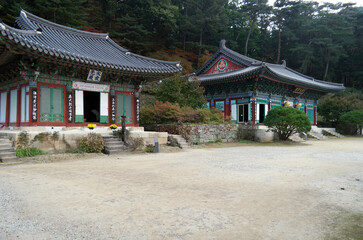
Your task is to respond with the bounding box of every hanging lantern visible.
[296,103,302,108]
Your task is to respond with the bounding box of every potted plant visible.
[87,123,96,130]
[109,124,117,130]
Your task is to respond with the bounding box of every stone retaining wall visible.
[186,124,239,143]
[153,124,274,143]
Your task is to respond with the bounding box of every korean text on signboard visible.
[31,88,38,122]
[72,81,110,92]
[67,92,73,123]
[111,96,116,123]
[136,98,140,123]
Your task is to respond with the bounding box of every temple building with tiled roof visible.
[190,40,345,125]
[0,9,182,128]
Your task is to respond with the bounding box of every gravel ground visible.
[0,138,362,240]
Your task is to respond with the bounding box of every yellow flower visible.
[109,124,117,129]
[87,124,96,129]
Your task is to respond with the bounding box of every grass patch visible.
[15,148,46,158]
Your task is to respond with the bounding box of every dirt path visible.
[1,138,362,240]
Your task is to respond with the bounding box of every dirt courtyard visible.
[0,138,362,240]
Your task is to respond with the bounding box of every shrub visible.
[16,131,30,149]
[337,110,363,135]
[264,106,311,141]
[140,101,225,125]
[130,137,144,151]
[78,133,104,153]
[16,148,45,157]
[145,144,154,153]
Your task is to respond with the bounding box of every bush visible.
[16,148,45,157]
[16,131,30,149]
[140,101,225,125]
[145,144,154,153]
[130,137,145,151]
[78,133,104,153]
[264,106,312,141]
[337,110,363,135]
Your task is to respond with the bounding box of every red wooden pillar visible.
[16,87,21,127]
[5,90,10,127]
[225,99,230,117]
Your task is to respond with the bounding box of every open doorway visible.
[84,91,100,122]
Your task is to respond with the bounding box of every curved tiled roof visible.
[193,40,345,93]
[0,9,182,75]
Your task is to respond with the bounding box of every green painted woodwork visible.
[75,115,84,123]
[271,100,281,109]
[256,98,268,104]
[237,98,249,104]
[116,94,133,124]
[40,87,63,122]
[215,101,224,111]
[307,108,314,123]
[100,115,108,123]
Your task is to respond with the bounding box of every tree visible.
[264,106,311,140]
[318,89,363,127]
[156,75,206,108]
[338,110,363,135]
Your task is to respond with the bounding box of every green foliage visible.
[144,144,154,153]
[337,110,363,135]
[156,75,206,109]
[140,101,224,125]
[16,148,45,158]
[318,89,363,127]
[264,106,312,140]
[78,133,104,153]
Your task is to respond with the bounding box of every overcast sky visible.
[268,0,363,7]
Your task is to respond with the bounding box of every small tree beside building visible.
[264,106,312,141]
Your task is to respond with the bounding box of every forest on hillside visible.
[0,0,362,89]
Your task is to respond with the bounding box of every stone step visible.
[0,155,19,163]
[322,129,344,138]
[105,145,126,150]
[0,151,17,158]
[0,144,12,150]
[104,140,123,144]
[107,149,125,155]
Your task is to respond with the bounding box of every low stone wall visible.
[153,124,274,143]
[186,124,238,143]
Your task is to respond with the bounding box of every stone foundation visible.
[0,126,168,152]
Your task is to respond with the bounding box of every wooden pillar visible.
[225,99,230,117]
[5,90,10,127]
[16,87,21,127]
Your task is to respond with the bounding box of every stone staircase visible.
[168,134,190,149]
[102,135,127,155]
[0,138,18,163]
[288,133,305,142]
[322,129,344,138]
[307,131,328,140]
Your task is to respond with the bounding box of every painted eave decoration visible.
[0,9,182,76]
[192,40,345,93]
